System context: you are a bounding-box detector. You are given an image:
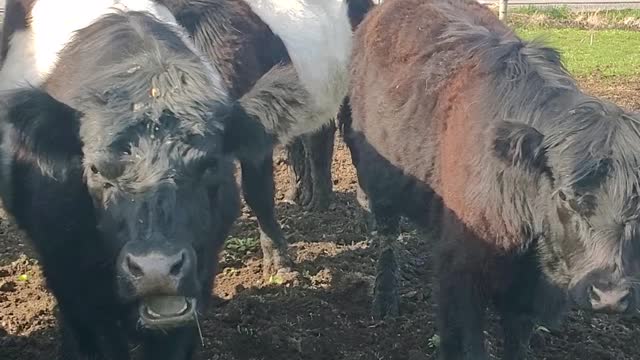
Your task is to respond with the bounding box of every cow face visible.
[81,97,228,329]
[0,85,252,330]
[493,100,640,315]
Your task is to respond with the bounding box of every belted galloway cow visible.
[0,0,362,358]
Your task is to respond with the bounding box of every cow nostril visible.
[125,255,144,278]
[169,251,186,276]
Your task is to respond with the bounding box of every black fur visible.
[0,0,35,63]
[0,88,83,173]
[493,120,547,171]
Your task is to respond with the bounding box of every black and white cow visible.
[0,0,363,358]
[283,0,375,212]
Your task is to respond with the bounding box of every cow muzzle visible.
[116,240,199,328]
[570,271,636,315]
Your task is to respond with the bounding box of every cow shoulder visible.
[240,0,353,117]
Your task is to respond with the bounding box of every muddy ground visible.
[1,75,640,360]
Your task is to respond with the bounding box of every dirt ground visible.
[1,75,640,360]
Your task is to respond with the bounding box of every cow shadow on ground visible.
[207,186,445,360]
[0,325,59,360]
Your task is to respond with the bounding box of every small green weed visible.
[428,334,441,349]
[221,236,260,265]
[225,236,260,254]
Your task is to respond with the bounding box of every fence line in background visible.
[499,0,509,20]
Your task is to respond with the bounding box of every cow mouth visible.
[138,296,197,329]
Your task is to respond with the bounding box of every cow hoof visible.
[298,188,314,209]
[302,192,332,212]
[283,187,300,205]
[371,291,400,320]
[263,265,300,285]
[265,267,300,286]
[262,252,297,283]
[372,243,400,320]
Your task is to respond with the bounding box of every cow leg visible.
[284,122,336,211]
[58,308,128,360]
[142,328,198,360]
[370,204,401,320]
[355,182,376,233]
[240,154,294,278]
[493,259,538,360]
[284,138,311,205]
[500,312,533,360]
[342,102,377,234]
[436,269,488,360]
[303,121,336,211]
[437,214,489,360]
[58,314,102,360]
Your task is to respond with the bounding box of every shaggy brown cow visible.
[344,0,640,359]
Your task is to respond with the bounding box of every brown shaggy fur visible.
[350,0,526,251]
[346,0,640,358]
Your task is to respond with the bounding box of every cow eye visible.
[557,189,577,209]
[558,190,567,201]
[558,189,594,215]
[90,165,100,175]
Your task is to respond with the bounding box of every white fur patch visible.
[0,0,227,100]
[241,0,353,124]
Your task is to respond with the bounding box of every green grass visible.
[512,5,573,19]
[512,6,640,21]
[515,28,640,77]
[592,8,640,22]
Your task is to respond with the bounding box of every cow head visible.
[493,99,640,315]
[0,64,269,330]
[80,78,231,330]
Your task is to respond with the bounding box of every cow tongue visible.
[144,296,189,318]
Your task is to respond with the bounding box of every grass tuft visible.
[505,6,640,30]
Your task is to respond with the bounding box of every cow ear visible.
[493,121,547,172]
[221,101,275,160]
[0,88,83,175]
